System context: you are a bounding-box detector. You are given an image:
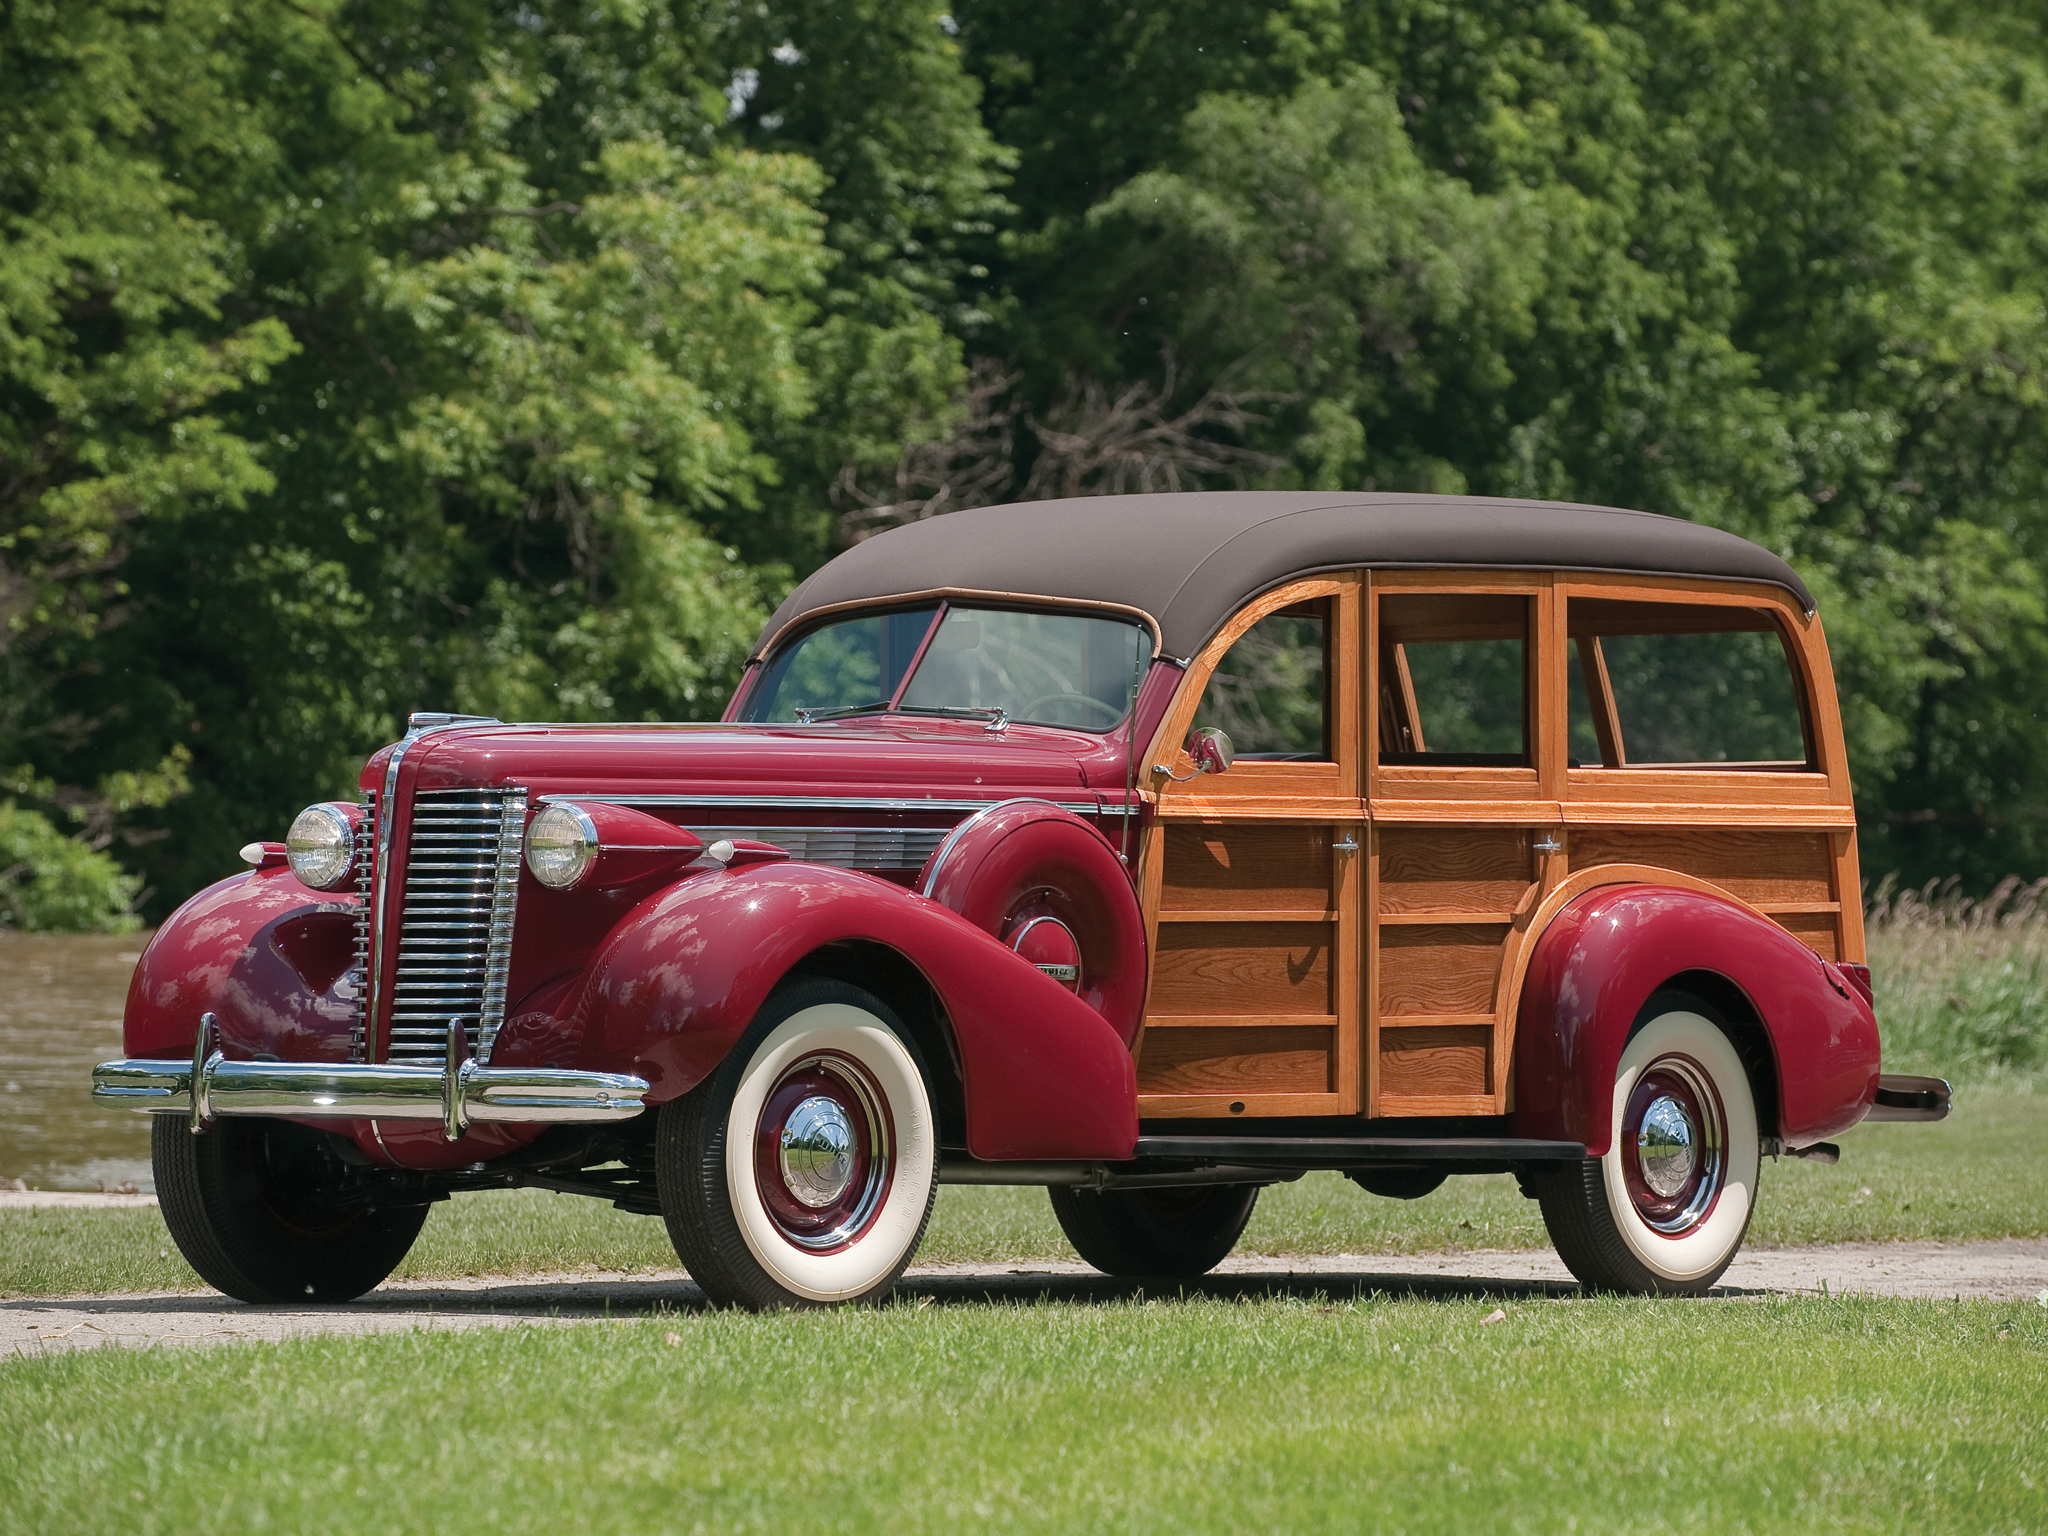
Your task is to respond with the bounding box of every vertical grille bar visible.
[475,791,526,1064]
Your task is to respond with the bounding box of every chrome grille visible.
[691,825,949,870]
[382,788,527,1066]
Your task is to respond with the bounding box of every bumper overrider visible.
[93,1013,649,1140]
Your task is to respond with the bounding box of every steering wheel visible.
[1019,691,1125,728]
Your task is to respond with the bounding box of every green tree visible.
[955,0,2048,886]
[2,0,997,915]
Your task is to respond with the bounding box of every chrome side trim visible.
[94,1054,648,1126]
[687,825,949,871]
[547,793,1102,817]
[474,792,527,1063]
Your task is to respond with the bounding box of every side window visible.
[1568,599,1809,768]
[1377,594,1529,767]
[1191,600,1329,760]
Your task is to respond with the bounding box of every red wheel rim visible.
[752,1052,894,1253]
[1620,1055,1728,1236]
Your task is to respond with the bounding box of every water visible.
[0,932,155,1191]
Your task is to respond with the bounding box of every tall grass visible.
[1866,874,2048,1087]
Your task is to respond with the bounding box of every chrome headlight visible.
[525,803,599,889]
[286,803,358,891]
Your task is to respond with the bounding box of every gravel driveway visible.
[8,1239,2045,1355]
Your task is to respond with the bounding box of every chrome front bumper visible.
[93,1014,648,1139]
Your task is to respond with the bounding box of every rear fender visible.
[562,862,1139,1161]
[1511,885,1879,1153]
[123,867,359,1063]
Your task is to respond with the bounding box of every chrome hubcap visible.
[754,1052,896,1254]
[1621,1056,1728,1236]
[779,1095,857,1208]
[1636,1094,1699,1199]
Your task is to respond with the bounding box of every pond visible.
[0,932,155,1191]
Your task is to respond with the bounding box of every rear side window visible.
[1568,599,1809,768]
[1377,593,1530,767]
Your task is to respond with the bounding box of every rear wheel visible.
[657,978,939,1309]
[1049,1183,1259,1278]
[152,1115,429,1304]
[1535,1007,1761,1295]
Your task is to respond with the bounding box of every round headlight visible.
[286,803,358,891]
[525,803,599,889]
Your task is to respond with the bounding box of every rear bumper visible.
[1865,1073,1952,1123]
[93,1014,647,1138]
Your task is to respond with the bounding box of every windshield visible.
[744,604,1153,732]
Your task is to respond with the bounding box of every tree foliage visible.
[957,0,2048,885]
[6,0,2048,918]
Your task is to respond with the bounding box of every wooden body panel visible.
[1136,563,1866,1126]
[1136,576,1364,1118]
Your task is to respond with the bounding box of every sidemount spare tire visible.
[919,799,1148,1046]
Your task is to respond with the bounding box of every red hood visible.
[359,718,1108,806]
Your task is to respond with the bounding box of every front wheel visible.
[152,1115,429,1304]
[1535,1007,1761,1295]
[657,978,939,1309]
[1049,1183,1259,1278]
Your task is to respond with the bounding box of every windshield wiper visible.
[896,704,1009,732]
[792,700,891,723]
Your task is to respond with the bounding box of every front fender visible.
[564,862,1139,1161]
[123,867,359,1063]
[1511,885,1879,1154]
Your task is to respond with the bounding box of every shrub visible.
[0,802,142,933]
[1866,876,2048,1085]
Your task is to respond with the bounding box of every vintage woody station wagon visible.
[96,492,1950,1307]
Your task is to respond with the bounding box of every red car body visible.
[102,491,1942,1304]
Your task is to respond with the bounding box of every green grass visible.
[5,1093,2042,1298]
[3,1294,2045,1534]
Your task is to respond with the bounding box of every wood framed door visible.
[1134,575,1364,1119]
[1367,572,1566,1117]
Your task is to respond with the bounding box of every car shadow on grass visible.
[4,1267,1770,1321]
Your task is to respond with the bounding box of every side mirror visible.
[1185,726,1235,776]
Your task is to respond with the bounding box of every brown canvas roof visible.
[753,492,1816,663]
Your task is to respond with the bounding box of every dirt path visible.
[8,1239,2046,1355]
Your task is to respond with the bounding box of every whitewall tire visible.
[657,979,938,1309]
[1536,1007,1761,1295]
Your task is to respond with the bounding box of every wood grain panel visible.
[1159,823,1333,914]
[1378,1026,1492,1098]
[1378,826,1533,914]
[1150,921,1335,1014]
[1570,827,1833,905]
[1773,910,1840,960]
[1377,923,1509,1016]
[1137,1025,1335,1095]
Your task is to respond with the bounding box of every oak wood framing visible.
[1134,562,1864,1126]
[1136,575,1364,1119]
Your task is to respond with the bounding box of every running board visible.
[937,1136,1584,1190]
[1131,1135,1587,1169]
